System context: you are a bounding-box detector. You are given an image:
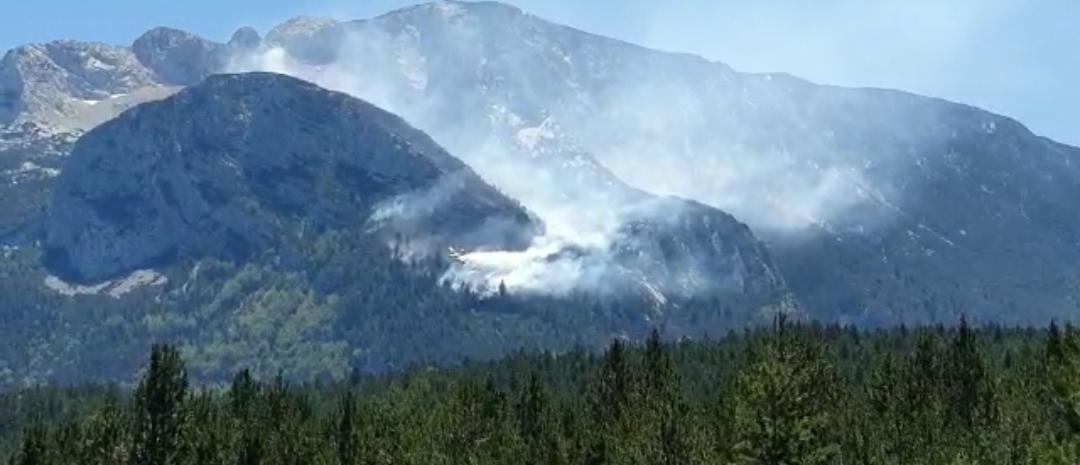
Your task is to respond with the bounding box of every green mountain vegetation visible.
[0,237,776,389]
[5,318,1080,464]
[0,72,792,390]
[0,72,787,390]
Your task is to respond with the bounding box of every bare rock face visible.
[264,17,342,65]
[132,27,223,85]
[44,72,538,283]
[227,27,263,52]
[610,198,785,299]
[0,41,161,130]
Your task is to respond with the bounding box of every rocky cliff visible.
[44,72,538,283]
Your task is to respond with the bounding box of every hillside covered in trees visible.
[5,318,1080,464]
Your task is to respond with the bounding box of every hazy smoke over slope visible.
[222,3,872,298]
[225,44,627,296]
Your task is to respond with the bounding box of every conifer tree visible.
[583,339,637,465]
[1048,320,1065,364]
[644,329,678,409]
[729,317,839,465]
[133,345,189,465]
[903,332,948,458]
[230,369,258,420]
[945,316,997,431]
[1046,323,1080,435]
[236,430,263,465]
[588,339,635,425]
[336,392,356,465]
[518,373,571,465]
[81,405,126,465]
[644,330,691,465]
[12,426,48,465]
[183,392,225,465]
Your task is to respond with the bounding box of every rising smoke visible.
[222,2,903,297]
[224,14,651,297]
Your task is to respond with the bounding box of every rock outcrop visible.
[44,72,538,283]
[132,27,223,85]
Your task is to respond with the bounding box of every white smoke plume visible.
[225,27,649,297]
[221,3,883,298]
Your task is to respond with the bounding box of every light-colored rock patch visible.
[44,269,167,298]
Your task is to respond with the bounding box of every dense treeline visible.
[5,318,1080,464]
[0,230,777,389]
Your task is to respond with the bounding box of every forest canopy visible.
[5,318,1080,465]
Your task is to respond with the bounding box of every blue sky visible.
[3,0,1077,146]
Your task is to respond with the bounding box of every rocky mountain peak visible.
[228,27,263,51]
[132,27,223,85]
[264,16,342,64]
[2,0,1075,324]
[266,16,339,39]
[383,1,525,22]
[0,39,173,131]
[44,72,538,283]
[221,3,1080,323]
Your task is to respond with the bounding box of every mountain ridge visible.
[43,72,541,283]
[0,0,1077,388]
[244,0,1078,324]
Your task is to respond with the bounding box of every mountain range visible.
[1,0,1077,386]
